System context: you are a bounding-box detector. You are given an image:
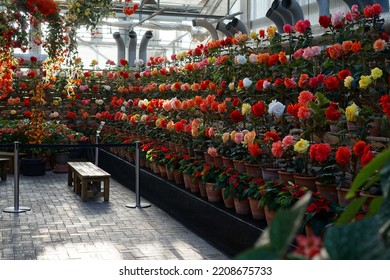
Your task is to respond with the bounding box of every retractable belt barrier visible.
[1,141,150,213]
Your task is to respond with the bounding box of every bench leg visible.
[81,179,88,202]
[104,178,109,201]
[75,176,81,194]
[1,163,7,181]
[67,167,73,186]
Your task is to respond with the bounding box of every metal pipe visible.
[192,19,219,41]
[282,0,305,24]
[266,8,284,33]
[113,32,126,65]
[128,30,137,67]
[316,0,330,16]
[139,31,153,64]
[271,0,293,26]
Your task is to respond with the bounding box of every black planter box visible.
[98,150,266,257]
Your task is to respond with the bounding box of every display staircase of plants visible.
[1,3,390,259]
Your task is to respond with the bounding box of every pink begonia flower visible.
[282,135,295,147]
[249,53,257,64]
[207,147,218,157]
[162,100,172,111]
[234,132,244,145]
[81,99,91,105]
[331,10,344,28]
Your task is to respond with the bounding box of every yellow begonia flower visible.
[241,103,251,115]
[167,121,175,131]
[230,131,237,141]
[345,102,359,122]
[344,76,354,89]
[250,31,258,40]
[358,75,372,89]
[243,131,256,146]
[371,67,383,80]
[53,100,59,106]
[222,132,230,143]
[267,26,277,38]
[228,82,235,91]
[294,139,310,154]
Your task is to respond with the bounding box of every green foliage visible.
[237,194,311,260]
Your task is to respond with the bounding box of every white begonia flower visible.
[103,85,111,91]
[243,77,252,88]
[235,54,247,65]
[268,100,285,117]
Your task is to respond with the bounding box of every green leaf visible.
[367,197,384,216]
[347,148,390,199]
[380,159,390,199]
[236,194,311,259]
[325,216,389,259]
[336,197,367,225]
[235,246,278,260]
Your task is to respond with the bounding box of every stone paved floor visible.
[0,171,228,260]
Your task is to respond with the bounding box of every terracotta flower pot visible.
[278,170,296,184]
[158,164,167,178]
[221,188,234,208]
[315,181,338,203]
[248,198,265,220]
[234,197,251,215]
[198,182,207,197]
[264,205,276,226]
[222,157,234,168]
[261,168,280,180]
[204,152,214,163]
[245,163,263,178]
[212,155,223,167]
[294,174,318,192]
[173,170,184,185]
[166,166,175,181]
[205,182,221,202]
[233,160,247,173]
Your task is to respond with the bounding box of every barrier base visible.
[3,206,31,213]
[126,203,151,209]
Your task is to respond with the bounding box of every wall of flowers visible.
[1,3,390,259]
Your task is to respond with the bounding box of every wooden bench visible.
[0,158,10,181]
[67,161,110,202]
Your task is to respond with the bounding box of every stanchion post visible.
[95,121,105,166]
[126,141,151,209]
[3,141,31,213]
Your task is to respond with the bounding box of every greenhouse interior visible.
[1,0,390,261]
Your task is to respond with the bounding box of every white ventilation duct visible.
[216,21,234,37]
[128,30,137,67]
[139,31,153,64]
[266,8,284,33]
[282,0,304,24]
[113,32,125,65]
[271,0,293,26]
[316,0,330,16]
[374,0,389,12]
[231,18,248,34]
[192,19,219,41]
